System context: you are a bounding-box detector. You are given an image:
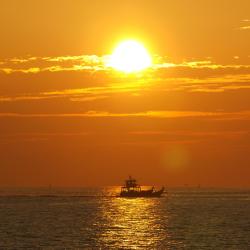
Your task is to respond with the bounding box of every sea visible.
[0,187,249,249]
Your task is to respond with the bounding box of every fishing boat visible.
[120,176,164,197]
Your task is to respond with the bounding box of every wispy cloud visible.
[129,130,249,137]
[0,55,109,74]
[0,83,145,102]
[239,19,250,30]
[1,54,249,74]
[1,110,250,120]
[69,95,108,102]
[0,132,89,138]
[0,54,249,104]
[0,73,249,102]
[240,26,250,30]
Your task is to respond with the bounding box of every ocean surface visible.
[0,187,250,249]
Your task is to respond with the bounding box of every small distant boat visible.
[120,176,164,197]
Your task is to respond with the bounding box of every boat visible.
[120,176,164,197]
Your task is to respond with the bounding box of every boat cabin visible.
[120,176,164,197]
[121,176,141,192]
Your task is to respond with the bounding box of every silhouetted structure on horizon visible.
[120,176,164,197]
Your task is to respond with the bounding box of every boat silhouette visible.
[120,176,164,197]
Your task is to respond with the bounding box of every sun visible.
[107,40,152,73]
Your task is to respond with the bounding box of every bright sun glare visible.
[108,40,152,73]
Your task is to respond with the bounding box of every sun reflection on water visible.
[97,195,169,249]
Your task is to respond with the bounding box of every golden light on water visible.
[98,194,169,248]
[107,40,152,73]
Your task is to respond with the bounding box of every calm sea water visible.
[0,187,250,249]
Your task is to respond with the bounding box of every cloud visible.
[69,95,108,102]
[240,26,250,30]
[0,65,101,74]
[129,130,250,147]
[239,19,250,30]
[0,54,249,104]
[43,55,105,64]
[0,110,250,120]
[0,73,249,102]
[0,132,89,138]
[1,54,250,75]
[153,58,250,70]
[0,55,109,74]
[129,130,249,138]
[0,83,145,102]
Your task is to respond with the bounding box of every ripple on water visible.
[0,187,249,249]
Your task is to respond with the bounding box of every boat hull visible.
[120,187,164,197]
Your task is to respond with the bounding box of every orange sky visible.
[0,0,250,187]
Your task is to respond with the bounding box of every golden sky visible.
[0,0,250,187]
